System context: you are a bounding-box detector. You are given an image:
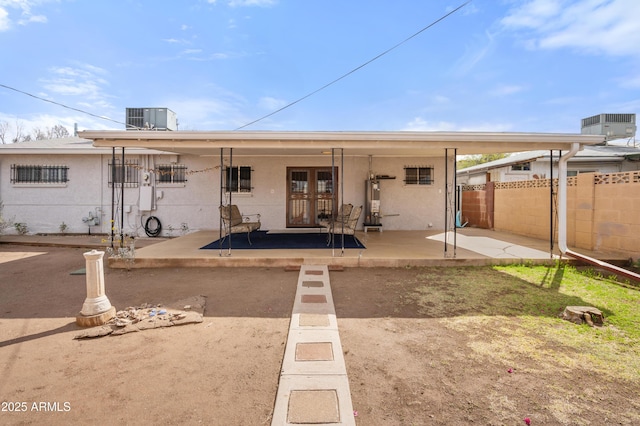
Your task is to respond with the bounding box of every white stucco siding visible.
[370,156,447,230]
[0,151,451,235]
[1,154,106,234]
[207,155,368,231]
[97,154,219,237]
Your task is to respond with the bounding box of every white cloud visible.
[258,96,287,111]
[18,13,46,25]
[181,49,203,55]
[403,117,514,132]
[501,0,562,29]
[454,31,495,75]
[502,0,640,57]
[0,0,49,30]
[0,111,117,142]
[403,118,458,131]
[163,97,246,129]
[0,7,10,31]
[39,63,113,109]
[431,95,451,104]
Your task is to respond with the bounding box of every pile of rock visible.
[74,296,206,339]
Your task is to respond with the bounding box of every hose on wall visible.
[144,216,162,237]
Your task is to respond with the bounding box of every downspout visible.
[557,143,580,255]
[559,143,640,282]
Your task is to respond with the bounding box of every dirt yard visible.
[0,244,638,425]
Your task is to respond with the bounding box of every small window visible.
[109,159,139,187]
[225,166,252,193]
[157,164,187,184]
[511,162,531,171]
[567,170,595,177]
[11,164,69,184]
[404,166,433,185]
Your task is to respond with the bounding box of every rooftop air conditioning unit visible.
[126,108,177,131]
[581,113,636,143]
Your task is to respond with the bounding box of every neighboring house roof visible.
[0,137,169,155]
[457,151,548,174]
[457,145,640,174]
[78,130,605,157]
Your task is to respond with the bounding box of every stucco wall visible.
[464,171,640,259]
[0,153,450,236]
[493,181,554,241]
[1,154,106,234]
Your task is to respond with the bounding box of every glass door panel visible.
[316,170,334,221]
[286,167,337,227]
[288,169,311,226]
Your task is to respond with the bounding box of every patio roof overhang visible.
[80,130,605,157]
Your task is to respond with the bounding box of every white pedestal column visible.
[76,250,116,327]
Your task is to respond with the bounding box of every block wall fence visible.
[461,171,640,260]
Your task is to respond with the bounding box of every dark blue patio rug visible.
[200,230,365,250]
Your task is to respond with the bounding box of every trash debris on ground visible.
[74,295,206,339]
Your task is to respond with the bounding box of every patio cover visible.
[80,130,604,157]
[79,130,605,257]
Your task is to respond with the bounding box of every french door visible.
[286,167,336,227]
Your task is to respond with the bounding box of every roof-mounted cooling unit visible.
[581,113,636,142]
[126,108,177,131]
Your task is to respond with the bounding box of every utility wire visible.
[0,83,134,128]
[234,1,472,130]
[2,1,470,132]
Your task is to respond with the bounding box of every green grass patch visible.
[495,263,640,340]
[406,263,640,381]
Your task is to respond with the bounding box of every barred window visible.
[11,164,69,184]
[157,164,187,184]
[225,166,252,193]
[404,166,433,185]
[108,159,139,187]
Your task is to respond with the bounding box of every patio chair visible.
[327,205,362,246]
[319,203,353,231]
[219,204,261,245]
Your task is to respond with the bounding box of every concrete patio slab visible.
[427,231,556,260]
[2,228,626,269]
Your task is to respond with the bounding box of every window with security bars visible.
[157,164,187,183]
[224,166,252,193]
[11,165,69,184]
[404,166,434,185]
[108,159,139,187]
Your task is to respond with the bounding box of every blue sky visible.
[1,0,639,140]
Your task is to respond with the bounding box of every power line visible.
[0,83,131,128]
[2,1,471,132]
[234,1,472,130]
